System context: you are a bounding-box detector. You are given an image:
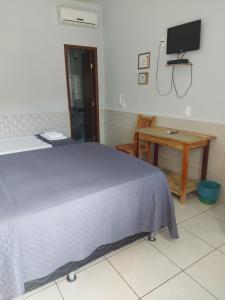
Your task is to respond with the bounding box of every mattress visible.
[0,143,178,300]
[0,136,52,155]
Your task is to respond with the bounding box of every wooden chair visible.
[115,114,156,157]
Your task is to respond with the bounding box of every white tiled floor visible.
[23,285,62,300]
[107,241,180,297]
[207,203,225,223]
[180,213,225,248]
[186,251,225,299]
[153,226,213,269]
[14,194,225,300]
[57,261,138,300]
[219,243,225,255]
[142,273,215,300]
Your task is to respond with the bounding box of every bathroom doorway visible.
[64,45,99,142]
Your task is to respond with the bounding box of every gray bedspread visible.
[0,143,178,300]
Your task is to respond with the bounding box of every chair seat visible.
[115,114,156,157]
[116,143,146,155]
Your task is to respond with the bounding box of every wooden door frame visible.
[64,44,100,142]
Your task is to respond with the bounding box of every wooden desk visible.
[136,126,216,203]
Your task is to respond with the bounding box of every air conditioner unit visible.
[58,6,98,28]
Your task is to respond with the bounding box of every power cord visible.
[156,42,193,99]
[172,64,193,99]
[172,52,193,99]
[177,52,186,60]
[156,42,173,96]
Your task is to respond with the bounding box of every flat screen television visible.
[167,20,201,54]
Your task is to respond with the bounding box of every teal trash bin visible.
[197,181,221,205]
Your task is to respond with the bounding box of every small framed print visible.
[138,52,150,69]
[138,72,149,85]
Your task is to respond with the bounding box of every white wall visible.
[102,0,225,124]
[0,0,104,114]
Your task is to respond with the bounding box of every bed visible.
[0,142,178,300]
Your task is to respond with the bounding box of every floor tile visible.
[108,241,180,297]
[207,203,225,223]
[180,214,225,247]
[13,297,22,300]
[13,294,24,300]
[56,256,105,283]
[23,285,62,300]
[13,282,55,300]
[57,260,137,300]
[142,272,215,300]
[152,227,213,269]
[185,193,221,213]
[218,244,225,255]
[186,251,225,299]
[105,237,144,258]
[173,197,201,223]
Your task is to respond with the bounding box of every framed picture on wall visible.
[138,72,149,85]
[138,52,150,69]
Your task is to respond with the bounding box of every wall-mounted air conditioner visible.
[58,6,98,28]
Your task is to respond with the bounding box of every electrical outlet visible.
[185,107,192,117]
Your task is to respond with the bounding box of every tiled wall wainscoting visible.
[0,112,71,138]
[103,109,225,198]
[0,110,105,142]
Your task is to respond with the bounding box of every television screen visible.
[167,20,201,54]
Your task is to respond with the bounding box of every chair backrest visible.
[134,114,156,142]
[137,114,156,129]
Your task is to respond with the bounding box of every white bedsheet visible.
[0,136,52,155]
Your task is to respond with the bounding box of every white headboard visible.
[0,112,70,139]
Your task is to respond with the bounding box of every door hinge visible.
[91,101,95,107]
[90,63,94,70]
[93,136,96,141]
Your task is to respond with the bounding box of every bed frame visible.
[25,232,156,291]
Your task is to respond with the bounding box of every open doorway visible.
[64,45,99,142]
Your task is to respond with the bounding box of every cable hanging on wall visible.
[156,42,173,96]
[172,64,193,99]
[156,41,193,99]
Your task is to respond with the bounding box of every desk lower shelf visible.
[163,169,198,196]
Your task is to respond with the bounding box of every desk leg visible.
[201,141,210,180]
[146,142,151,162]
[181,145,190,204]
[154,144,159,166]
[136,133,140,158]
